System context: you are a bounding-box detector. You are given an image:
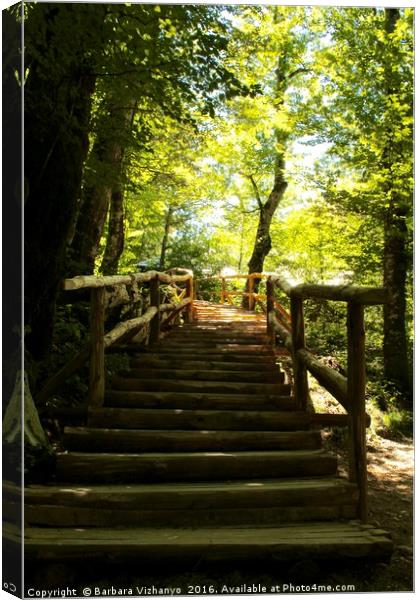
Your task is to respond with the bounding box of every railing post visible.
[149,275,160,344]
[185,276,194,323]
[89,287,105,407]
[347,301,367,522]
[266,277,275,345]
[221,277,226,304]
[290,293,309,411]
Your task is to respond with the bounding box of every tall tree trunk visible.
[100,188,125,275]
[237,212,246,273]
[242,155,287,308]
[382,8,411,397]
[383,203,409,391]
[247,158,287,275]
[70,100,136,276]
[24,4,101,358]
[69,124,122,276]
[159,206,174,270]
[242,50,292,308]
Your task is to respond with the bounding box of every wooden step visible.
[88,407,307,431]
[150,348,275,357]
[180,325,267,332]
[104,390,296,411]
[63,427,319,452]
[167,335,270,344]
[110,377,290,395]
[137,352,275,364]
[156,343,273,352]
[120,368,285,384]
[171,327,268,334]
[7,478,357,528]
[56,449,337,483]
[18,522,393,562]
[129,357,282,372]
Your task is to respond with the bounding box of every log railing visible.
[38,269,194,407]
[196,270,387,521]
[196,272,269,311]
[267,274,388,522]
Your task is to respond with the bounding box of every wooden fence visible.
[197,270,388,521]
[38,269,194,407]
[267,274,387,522]
[39,266,388,522]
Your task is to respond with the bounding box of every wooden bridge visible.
[4,269,393,565]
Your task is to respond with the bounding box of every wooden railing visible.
[266,274,388,522]
[39,266,387,522]
[196,270,387,521]
[196,272,269,312]
[38,269,194,407]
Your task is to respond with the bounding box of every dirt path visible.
[320,431,413,592]
[364,436,413,590]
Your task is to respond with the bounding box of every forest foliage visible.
[11,4,413,417]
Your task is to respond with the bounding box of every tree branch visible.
[248,174,263,210]
[287,67,310,80]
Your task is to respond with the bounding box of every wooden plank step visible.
[167,335,270,343]
[8,500,357,529]
[56,449,338,483]
[88,408,311,431]
[104,390,296,411]
[19,522,393,562]
[110,377,290,395]
[119,368,285,384]
[137,352,275,364]
[6,478,357,528]
[171,327,268,334]
[149,347,275,356]
[88,407,308,431]
[193,312,263,318]
[181,325,267,332]
[63,428,319,452]
[129,357,281,372]
[6,477,355,508]
[157,343,273,352]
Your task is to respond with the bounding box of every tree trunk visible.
[24,4,101,358]
[100,188,125,275]
[237,213,245,273]
[71,100,136,276]
[242,157,287,307]
[159,205,174,270]
[247,159,287,275]
[381,8,411,398]
[383,201,410,394]
[242,50,290,308]
[70,129,122,276]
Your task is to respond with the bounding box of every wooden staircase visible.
[12,301,393,563]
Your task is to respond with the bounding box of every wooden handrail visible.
[266,273,387,522]
[38,269,194,407]
[86,271,194,404]
[62,270,191,291]
[271,275,387,305]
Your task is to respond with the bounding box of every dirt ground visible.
[309,367,414,592]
